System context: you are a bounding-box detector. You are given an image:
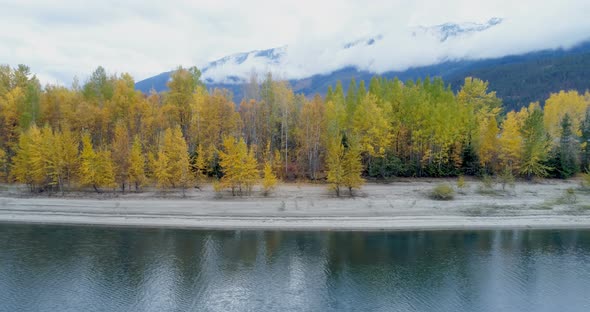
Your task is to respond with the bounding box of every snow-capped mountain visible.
[201,46,287,84]
[136,16,590,110]
[194,17,504,85]
[412,17,503,42]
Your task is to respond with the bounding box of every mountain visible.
[411,17,503,42]
[135,18,590,111]
[136,18,505,90]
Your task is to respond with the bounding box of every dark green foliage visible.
[367,154,413,178]
[83,66,114,102]
[548,114,579,178]
[559,114,579,176]
[460,142,480,176]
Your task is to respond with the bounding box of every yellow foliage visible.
[79,133,116,192]
[192,144,207,186]
[544,90,589,141]
[219,136,259,196]
[477,115,499,170]
[498,108,528,171]
[0,148,6,180]
[351,93,391,157]
[128,135,146,191]
[154,126,193,194]
[262,162,278,196]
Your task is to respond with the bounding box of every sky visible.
[1,0,590,85]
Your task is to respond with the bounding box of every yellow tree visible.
[11,125,55,191]
[261,161,278,196]
[295,94,325,179]
[544,90,589,141]
[351,93,391,157]
[498,109,528,173]
[199,89,242,152]
[342,140,364,196]
[325,136,345,196]
[38,125,59,190]
[0,87,24,174]
[192,144,207,188]
[219,136,259,196]
[0,148,7,182]
[55,127,79,193]
[111,122,130,192]
[477,115,500,172]
[11,126,37,190]
[154,127,193,196]
[128,135,146,192]
[79,133,115,192]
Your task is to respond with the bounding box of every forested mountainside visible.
[136,42,590,112]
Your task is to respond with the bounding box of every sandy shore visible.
[1,179,590,231]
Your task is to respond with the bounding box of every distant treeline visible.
[0,65,589,196]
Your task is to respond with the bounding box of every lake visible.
[1,224,589,311]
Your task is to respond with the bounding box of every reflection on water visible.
[1,225,589,312]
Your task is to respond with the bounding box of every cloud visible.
[1,0,589,86]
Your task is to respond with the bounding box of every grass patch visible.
[429,183,455,200]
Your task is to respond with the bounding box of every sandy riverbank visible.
[1,179,590,231]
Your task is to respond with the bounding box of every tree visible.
[128,135,146,191]
[219,137,259,196]
[325,136,345,196]
[520,103,551,179]
[83,66,114,104]
[477,115,499,172]
[342,140,364,196]
[581,108,590,171]
[166,66,198,139]
[55,128,79,194]
[262,162,278,196]
[154,127,193,196]
[351,93,391,157]
[79,133,115,192]
[10,127,36,190]
[295,95,324,179]
[543,90,588,141]
[111,122,130,192]
[0,148,7,182]
[191,144,207,189]
[498,109,527,173]
[551,114,579,178]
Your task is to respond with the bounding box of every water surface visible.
[1,224,589,311]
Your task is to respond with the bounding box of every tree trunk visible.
[93,184,102,193]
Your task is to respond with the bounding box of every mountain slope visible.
[136,18,506,92]
[135,17,590,111]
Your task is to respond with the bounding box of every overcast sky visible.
[1,0,589,85]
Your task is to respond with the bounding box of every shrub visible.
[481,174,496,190]
[457,176,466,189]
[582,172,590,190]
[430,183,455,200]
[563,187,577,204]
[498,167,515,191]
[212,180,223,198]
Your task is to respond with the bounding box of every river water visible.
[1,224,589,311]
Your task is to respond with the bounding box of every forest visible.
[1,64,589,196]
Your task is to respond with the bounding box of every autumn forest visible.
[1,65,589,196]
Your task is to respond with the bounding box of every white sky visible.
[1,0,589,85]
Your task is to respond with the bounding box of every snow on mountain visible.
[198,17,504,84]
[412,17,504,42]
[201,46,287,84]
